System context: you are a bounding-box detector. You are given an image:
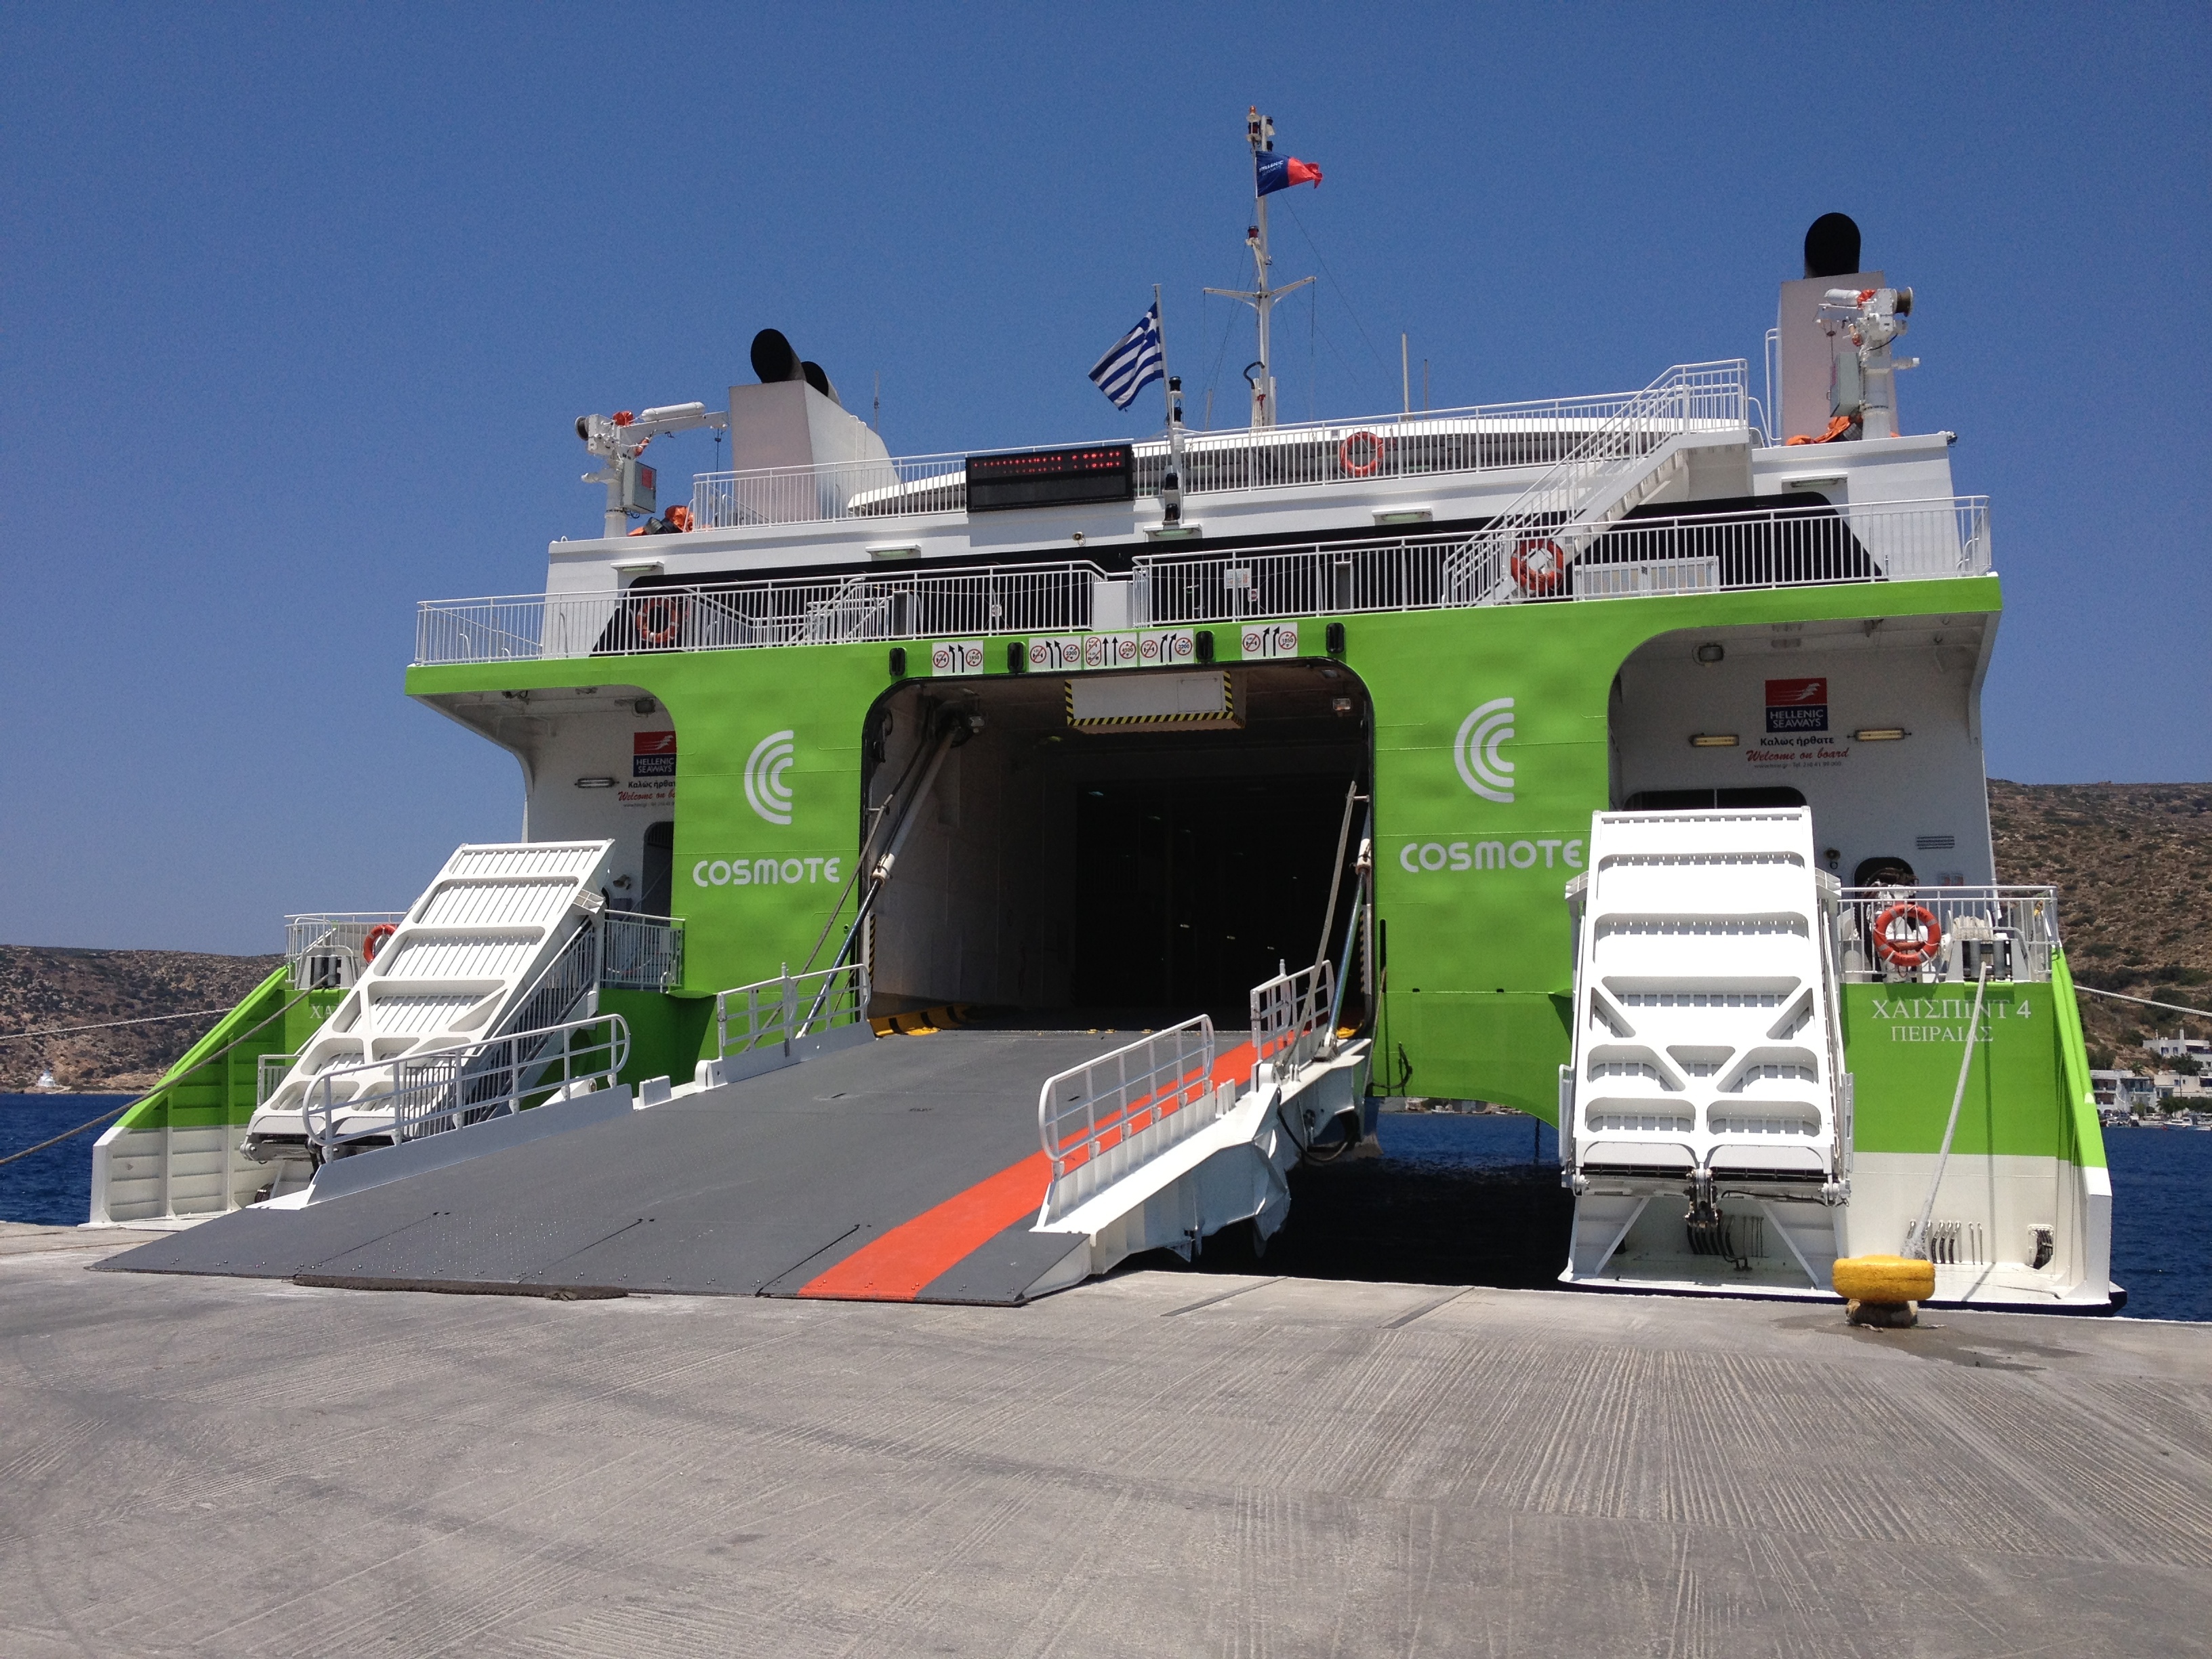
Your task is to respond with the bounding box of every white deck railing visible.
[1250,961,1337,1083]
[600,912,684,992]
[416,497,1988,666]
[1134,496,1990,623]
[691,453,968,529]
[1835,885,2060,984]
[714,961,869,1061]
[1037,1015,1225,1226]
[684,363,1748,530]
[417,561,1107,664]
[284,913,408,990]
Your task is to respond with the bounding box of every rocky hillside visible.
[3,781,2207,1090]
[1988,780,2212,1069]
[0,947,283,1092]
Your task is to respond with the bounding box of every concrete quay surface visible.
[3,1229,2209,1657]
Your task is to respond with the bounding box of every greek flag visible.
[1088,302,1164,410]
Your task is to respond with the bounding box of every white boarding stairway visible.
[1558,809,1851,1295]
[1448,360,1750,604]
[243,840,616,1183]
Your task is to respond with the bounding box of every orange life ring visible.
[1338,430,1385,478]
[634,594,687,648]
[1510,537,1568,595]
[361,924,397,964]
[1871,902,1942,969]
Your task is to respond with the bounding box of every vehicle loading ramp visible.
[101,1029,1228,1305]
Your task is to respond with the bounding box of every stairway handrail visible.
[302,1011,629,1152]
[1446,359,1747,602]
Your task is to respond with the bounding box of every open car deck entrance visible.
[862,663,1370,1025]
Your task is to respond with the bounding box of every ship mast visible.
[1206,106,1313,429]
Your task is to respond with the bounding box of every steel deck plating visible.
[101,1031,1236,1304]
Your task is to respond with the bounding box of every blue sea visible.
[1,1094,137,1227]
[1378,1109,1559,1170]
[5,1097,2205,1321]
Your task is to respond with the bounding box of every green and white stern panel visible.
[1560,808,2111,1309]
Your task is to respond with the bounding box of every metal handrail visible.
[714,961,870,1061]
[1132,496,1988,623]
[257,1050,300,1109]
[601,912,684,991]
[415,496,1988,667]
[302,1012,629,1152]
[1835,885,2060,985]
[1446,361,1748,603]
[417,561,1107,664]
[685,363,1749,530]
[500,920,600,1040]
[1036,1017,1220,1224]
[284,912,407,990]
[1250,961,1336,1085]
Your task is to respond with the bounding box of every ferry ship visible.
[91,115,2116,1313]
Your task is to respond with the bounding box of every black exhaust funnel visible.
[1803,213,1862,279]
[750,328,804,384]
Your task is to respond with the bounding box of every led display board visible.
[966,444,1134,512]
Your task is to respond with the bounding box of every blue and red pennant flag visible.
[1256,153,1322,196]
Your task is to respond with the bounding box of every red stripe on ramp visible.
[799,1036,1263,1304]
[800,1151,1052,1302]
[1211,1039,1258,1092]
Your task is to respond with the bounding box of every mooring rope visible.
[0,1102,139,1167]
[0,987,321,1165]
[0,1007,237,1044]
[1905,965,1990,1260]
[2073,984,2211,1021]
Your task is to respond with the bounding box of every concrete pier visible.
[3,1225,2208,1656]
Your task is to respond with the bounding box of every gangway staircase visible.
[1448,361,1750,602]
[1557,808,1852,1296]
[242,840,617,1185]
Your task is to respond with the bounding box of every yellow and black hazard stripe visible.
[1063,673,1235,729]
[869,1004,979,1037]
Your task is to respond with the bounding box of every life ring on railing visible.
[1338,430,1386,478]
[361,924,396,964]
[1871,901,1942,970]
[1510,536,1568,595]
[634,594,687,648]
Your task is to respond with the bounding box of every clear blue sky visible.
[3,5,2207,954]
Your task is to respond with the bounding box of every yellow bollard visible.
[1832,1254,1935,1328]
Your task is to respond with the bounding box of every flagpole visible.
[1153,284,1170,422]
[1156,283,1187,526]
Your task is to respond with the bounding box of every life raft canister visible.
[1510,536,1568,595]
[361,924,397,965]
[1871,901,1942,969]
[1338,430,1385,478]
[634,594,687,647]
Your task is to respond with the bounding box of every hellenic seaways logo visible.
[632,730,676,779]
[1765,677,1828,734]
